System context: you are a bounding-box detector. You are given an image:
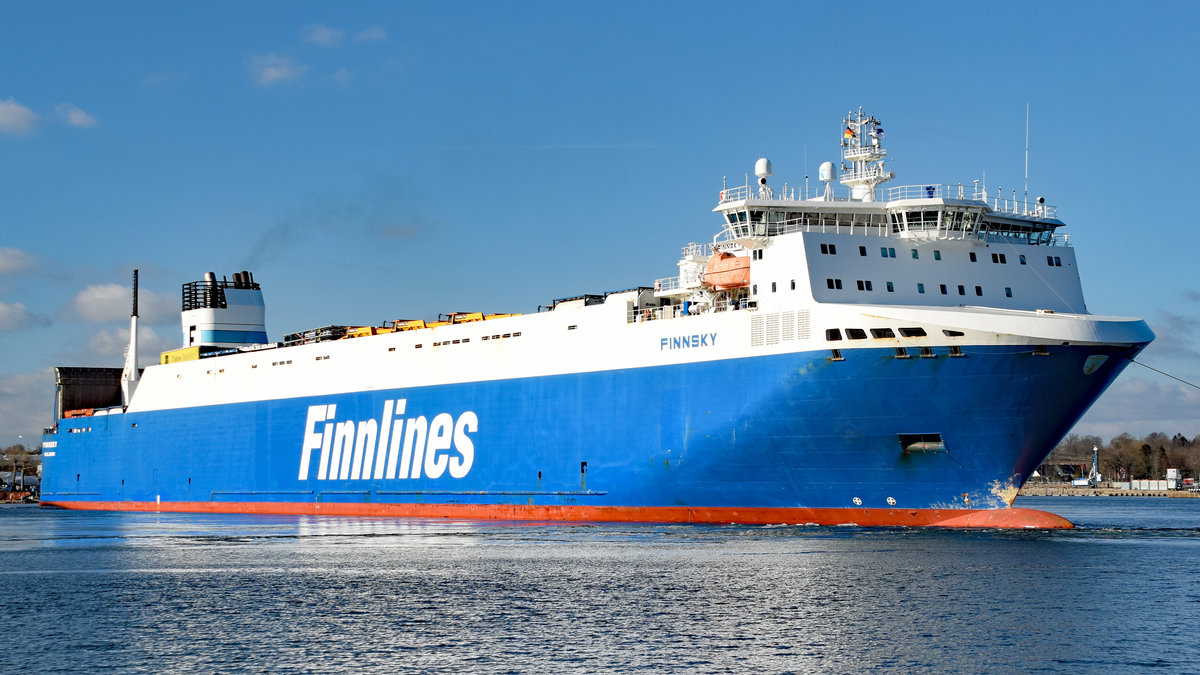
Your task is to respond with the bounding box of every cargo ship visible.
[40,109,1153,528]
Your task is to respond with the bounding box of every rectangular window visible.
[975,285,982,296]
[771,281,777,293]
[1019,255,1026,265]
[934,250,942,261]
[1055,256,1062,266]
[1047,255,1054,266]
[870,328,896,339]
[859,245,867,256]
[819,244,836,255]
[940,284,947,295]
[1005,287,1013,298]
[827,278,835,289]
[834,278,843,289]
[969,252,977,262]
[917,283,926,294]
[752,284,758,294]
[911,249,919,259]
[898,327,927,337]
[957,285,965,295]
[790,279,796,290]
[886,281,894,292]
[826,328,843,341]
[846,328,867,340]
[1000,254,1007,264]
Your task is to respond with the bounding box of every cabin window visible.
[1047,256,1062,267]
[826,328,843,341]
[975,285,983,296]
[819,243,836,255]
[859,246,867,256]
[856,280,873,291]
[1005,287,1013,298]
[846,328,867,340]
[940,284,948,295]
[969,252,977,262]
[957,285,965,295]
[899,327,927,337]
[790,279,796,291]
[870,328,896,339]
[911,249,919,259]
[991,253,1007,264]
[934,250,942,261]
[943,329,965,337]
[917,283,926,294]
[752,284,758,295]
[886,281,895,292]
[826,278,843,290]
[1019,255,1027,265]
[881,247,896,258]
[771,282,777,293]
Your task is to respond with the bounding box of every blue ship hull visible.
[41,343,1137,526]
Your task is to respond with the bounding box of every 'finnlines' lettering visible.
[298,399,477,481]
[660,332,717,350]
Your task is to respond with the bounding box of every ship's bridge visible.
[711,180,1066,248]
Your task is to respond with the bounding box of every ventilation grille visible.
[752,310,812,347]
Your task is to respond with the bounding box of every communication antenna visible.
[1024,103,1030,214]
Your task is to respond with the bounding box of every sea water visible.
[3,497,1198,673]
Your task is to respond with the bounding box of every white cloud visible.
[303,24,345,46]
[0,301,46,331]
[0,97,37,135]
[251,52,308,85]
[72,283,177,325]
[0,368,54,442]
[0,247,34,274]
[353,25,387,43]
[332,67,353,85]
[54,103,97,128]
[1073,375,1200,439]
[88,325,175,367]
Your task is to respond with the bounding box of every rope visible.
[1132,359,1200,391]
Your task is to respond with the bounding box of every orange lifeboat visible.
[703,252,750,290]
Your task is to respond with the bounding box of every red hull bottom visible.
[40,500,1074,529]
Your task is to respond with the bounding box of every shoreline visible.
[1019,485,1200,498]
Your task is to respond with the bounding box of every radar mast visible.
[839,107,894,201]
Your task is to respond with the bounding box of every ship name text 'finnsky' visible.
[298,400,478,481]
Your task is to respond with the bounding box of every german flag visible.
[843,126,855,139]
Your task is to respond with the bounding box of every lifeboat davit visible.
[703,252,750,290]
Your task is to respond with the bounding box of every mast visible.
[839,107,894,202]
[121,269,139,407]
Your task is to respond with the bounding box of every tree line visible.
[1041,432,1199,481]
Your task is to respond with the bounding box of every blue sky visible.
[1,1,1198,445]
